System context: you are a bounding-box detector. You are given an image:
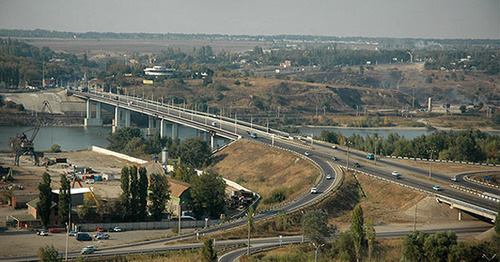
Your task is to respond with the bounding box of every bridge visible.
[70,89,290,149]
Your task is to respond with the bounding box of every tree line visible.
[319,129,499,164]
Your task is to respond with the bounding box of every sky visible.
[0,0,499,39]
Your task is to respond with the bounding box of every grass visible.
[470,173,499,186]
[211,139,318,210]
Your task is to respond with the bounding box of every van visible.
[76,233,93,241]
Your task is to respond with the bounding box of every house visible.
[11,191,38,209]
[166,178,191,216]
[9,198,59,228]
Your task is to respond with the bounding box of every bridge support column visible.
[172,123,179,140]
[113,106,121,133]
[210,134,215,150]
[458,210,462,221]
[124,110,131,127]
[96,102,101,120]
[147,116,159,135]
[84,100,103,126]
[160,119,166,137]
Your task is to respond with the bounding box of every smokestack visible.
[428,97,432,112]
[162,148,169,164]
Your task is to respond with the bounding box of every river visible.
[1,125,497,151]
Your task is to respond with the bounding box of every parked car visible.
[49,228,61,233]
[39,231,49,236]
[76,233,93,241]
[331,156,338,161]
[69,231,78,236]
[432,186,443,191]
[310,187,318,194]
[326,174,332,180]
[93,233,109,239]
[112,227,122,232]
[97,227,105,232]
[85,179,95,184]
[180,216,196,221]
[304,151,311,156]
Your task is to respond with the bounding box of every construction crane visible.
[11,101,52,166]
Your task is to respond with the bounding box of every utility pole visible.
[234,111,238,134]
[413,202,418,231]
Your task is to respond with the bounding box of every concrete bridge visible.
[69,89,289,148]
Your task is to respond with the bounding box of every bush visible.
[50,144,61,153]
[38,245,60,262]
[263,189,286,204]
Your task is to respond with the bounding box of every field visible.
[211,139,319,210]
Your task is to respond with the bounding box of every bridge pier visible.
[211,133,215,150]
[112,106,121,133]
[147,117,160,135]
[84,100,103,126]
[124,110,131,127]
[160,119,166,137]
[458,210,462,221]
[172,123,179,140]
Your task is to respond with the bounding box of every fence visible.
[76,219,221,232]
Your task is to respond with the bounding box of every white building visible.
[144,66,177,77]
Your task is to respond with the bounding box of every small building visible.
[166,178,191,216]
[10,198,59,228]
[144,66,177,77]
[11,191,38,209]
[280,60,292,68]
[52,187,90,206]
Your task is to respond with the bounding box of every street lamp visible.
[344,141,351,169]
[205,217,208,228]
[428,149,437,179]
[312,242,325,262]
[374,137,380,165]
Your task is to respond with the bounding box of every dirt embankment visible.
[211,140,319,206]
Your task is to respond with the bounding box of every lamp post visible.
[374,137,380,165]
[205,217,208,228]
[178,201,184,236]
[344,141,351,169]
[312,242,325,262]
[428,149,437,179]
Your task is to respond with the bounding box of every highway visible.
[12,89,490,261]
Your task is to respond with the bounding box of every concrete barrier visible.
[91,146,148,164]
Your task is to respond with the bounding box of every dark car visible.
[331,156,338,161]
[353,162,361,168]
[76,233,93,241]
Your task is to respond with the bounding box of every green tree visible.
[148,174,170,221]
[301,210,334,246]
[359,65,365,76]
[129,166,139,221]
[423,231,457,262]
[119,166,130,220]
[201,238,217,262]
[50,144,61,153]
[138,167,148,221]
[37,172,52,229]
[107,127,142,152]
[191,171,226,219]
[365,218,376,260]
[171,164,197,183]
[38,245,60,262]
[402,231,428,262]
[58,174,71,227]
[350,204,365,260]
[178,137,212,168]
[330,231,355,261]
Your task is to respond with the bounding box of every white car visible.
[304,151,311,156]
[112,227,122,232]
[85,179,95,184]
[391,171,402,179]
[39,231,49,236]
[310,187,318,194]
[326,174,332,180]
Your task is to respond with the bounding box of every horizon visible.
[0,0,499,40]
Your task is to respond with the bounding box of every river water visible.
[1,125,497,151]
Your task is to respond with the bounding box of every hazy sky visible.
[0,0,499,39]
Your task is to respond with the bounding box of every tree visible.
[359,65,365,76]
[200,238,217,262]
[459,105,466,114]
[148,174,170,221]
[171,164,197,183]
[107,127,142,152]
[423,231,457,262]
[38,245,60,262]
[37,172,52,229]
[129,166,139,221]
[301,210,334,246]
[402,231,428,262]
[350,204,365,260]
[58,174,71,227]
[138,167,148,221]
[119,166,130,220]
[365,218,376,260]
[50,144,61,153]
[191,171,226,219]
[178,137,212,168]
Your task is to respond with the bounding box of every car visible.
[251,133,258,139]
[76,232,93,241]
[304,151,311,156]
[112,227,122,232]
[180,216,196,221]
[86,245,98,251]
[331,156,338,161]
[353,162,361,168]
[39,231,49,236]
[366,153,374,160]
[94,233,109,239]
[81,247,95,255]
[326,174,332,180]
[49,228,62,233]
[332,145,337,149]
[310,187,318,194]
[85,179,95,184]
[97,227,105,232]
[69,231,78,236]
[391,171,402,179]
[432,186,443,191]
[211,122,217,127]
[451,177,459,182]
